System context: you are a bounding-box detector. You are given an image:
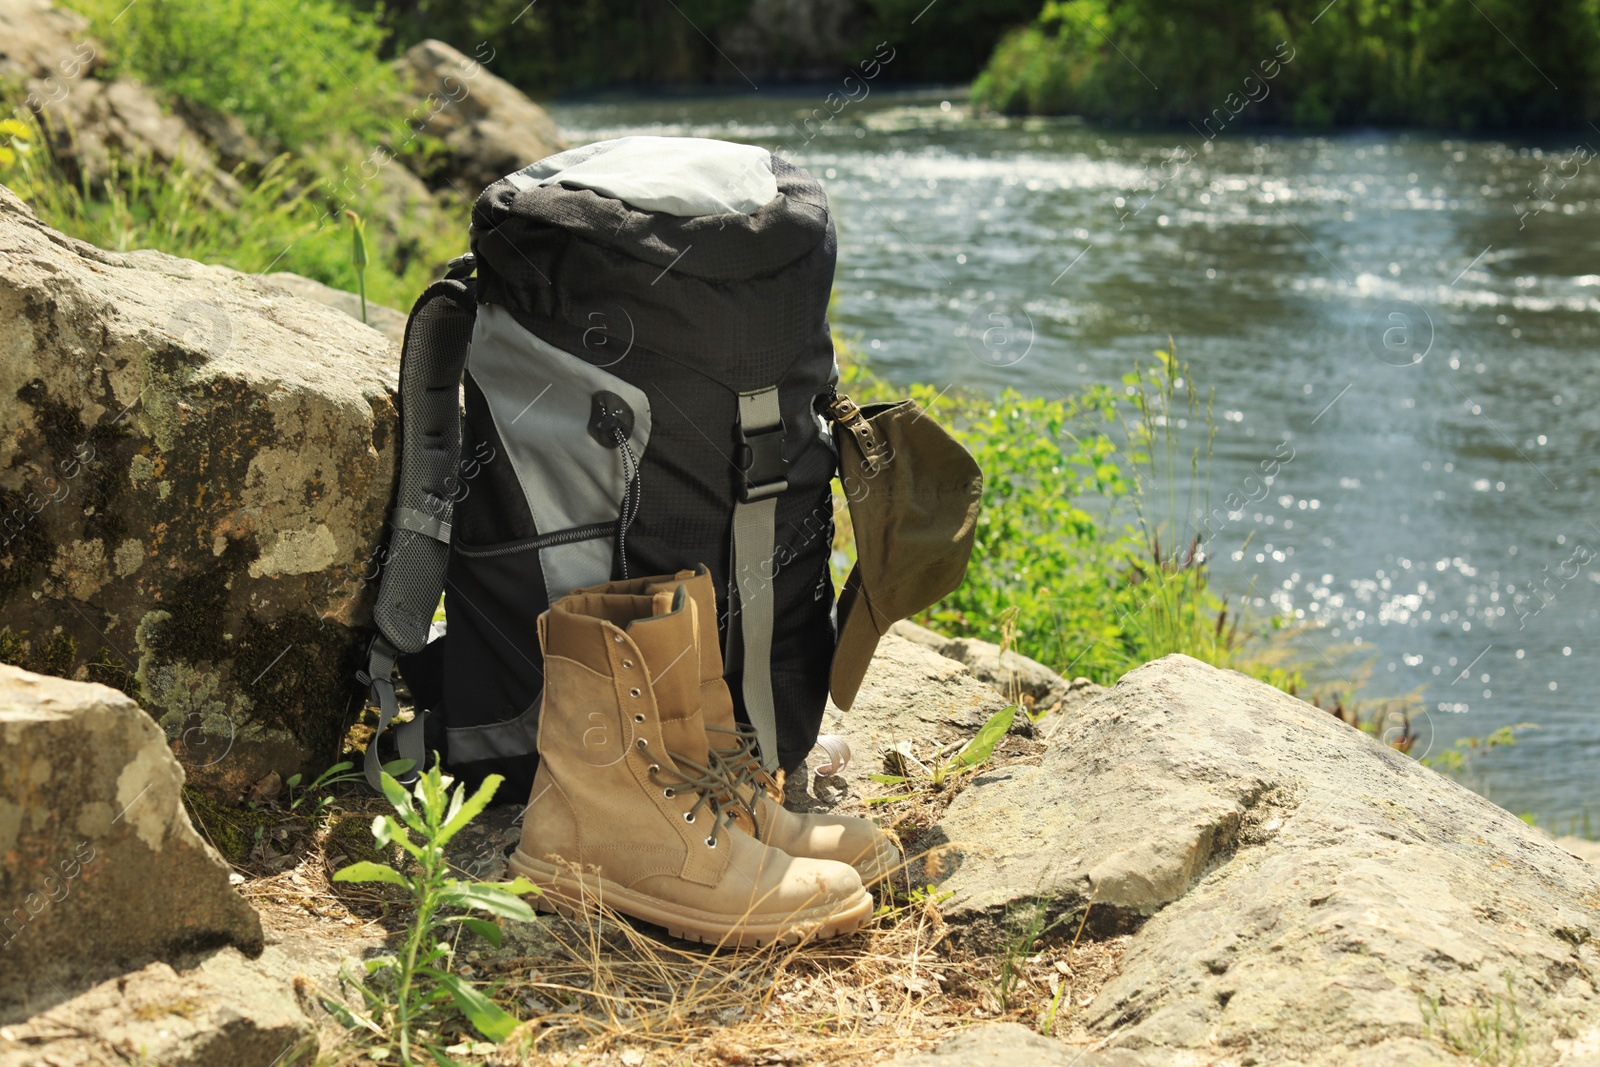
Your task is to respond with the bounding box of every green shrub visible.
[838,344,1264,686]
[912,381,1136,679]
[64,0,406,150]
[972,0,1600,130]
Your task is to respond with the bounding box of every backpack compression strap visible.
[728,386,787,771]
[361,257,478,790]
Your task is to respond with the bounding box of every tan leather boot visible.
[578,567,903,886]
[509,582,872,947]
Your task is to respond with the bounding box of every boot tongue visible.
[628,586,710,767]
[646,567,741,740]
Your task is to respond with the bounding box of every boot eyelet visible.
[663,788,674,798]
[705,836,717,848]
[637,738,648,749]
[613,634,624,643]
[634,713,645,723]
[649,764,660,774]
[630,687,642,698]
[684,812,695,823]
[622,659,634,669]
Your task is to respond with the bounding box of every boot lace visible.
[647,749,742,848]
[705,723,785,820]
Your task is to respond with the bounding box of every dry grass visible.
[487,900,1129,1067]
[261,858,1127,1067]
[234,799,1127,1066]
[228,713,1124,1066]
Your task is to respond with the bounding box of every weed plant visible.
[330,765,539,1066]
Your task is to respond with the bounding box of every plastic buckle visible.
[445,253,476,279]
[737,422,789,503]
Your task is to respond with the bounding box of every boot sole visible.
[507,850,874,949]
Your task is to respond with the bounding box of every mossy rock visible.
[1,184,401,802]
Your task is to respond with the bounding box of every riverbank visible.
[6,0,1594,825]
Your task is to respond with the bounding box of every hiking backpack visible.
[360,136,840,795]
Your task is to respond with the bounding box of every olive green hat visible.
[826,395,983,711]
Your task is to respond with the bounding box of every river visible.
[547,86,1600,830]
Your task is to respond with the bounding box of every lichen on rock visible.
[0,183,398,798]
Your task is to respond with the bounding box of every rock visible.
[0,0,94,88]
[0,950,314,1066]
[890,619,1103,713]
[788,634,1014,808]
[916,654,1600,1064]
[174,99,273,172]
[0,184,398,796]
[40,77,230,191]
[890,1023,1075,1066]
[0,665,263,1009]
[394,39,566,195]
[1556,835,1600,866]
[262,272,408,346]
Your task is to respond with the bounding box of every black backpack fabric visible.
[361,136,839,797]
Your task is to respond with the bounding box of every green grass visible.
[2,0,462,310]
[63,0,406,152]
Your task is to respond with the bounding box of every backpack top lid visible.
[511,136,779,218]
[473,136,832,286]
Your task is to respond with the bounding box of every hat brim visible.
[829,564,886,712]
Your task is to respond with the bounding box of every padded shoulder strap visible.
[363,263,477,789]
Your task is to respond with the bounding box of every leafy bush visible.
[64,0,406,150]
[838,343,1267,686]
[973,0,1600,130]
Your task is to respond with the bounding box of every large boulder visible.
[394,38,567,195]
[911,654,1600,1065]
[0,185,398,796]
[262,272,408,347]
[890,618,1101,715]
[0,952,315,1067]
[0,665,263,1011]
